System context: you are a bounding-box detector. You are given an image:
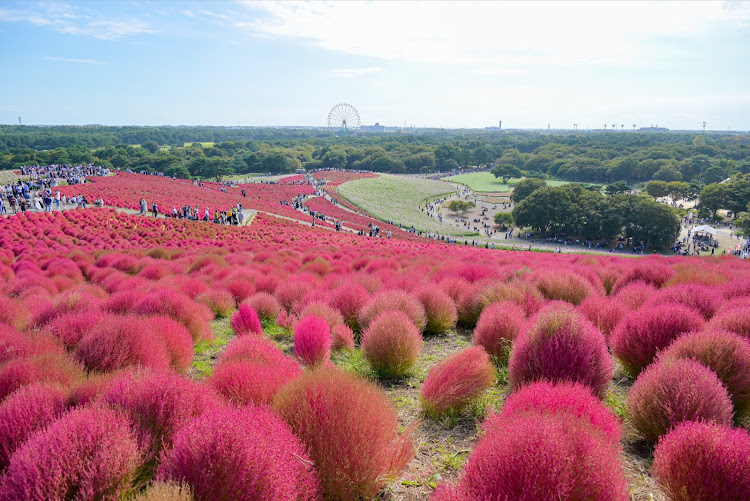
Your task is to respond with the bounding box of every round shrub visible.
[613,281,657,309]
[652,421,750,501]
[508,305,612,398]
[294,316,331,367]
[612,261,674,293]
[645,283,721,320]
[499,381,621,444]
[230,303,263,337]
[298,301,344,330]
[533,269,598,306]
[0,352,83,402]
[273,367,413,501]
[331,324,355,351]
[432,413,628,501]
[328,281,370,331]
[133,289,213,342]
[219,335,288,366]
[358,289,427,332]
[626,358,733,443]
[421,346,495,416]
[42,311,106,349]
[610,303,704,377]
[209,357,302,406]
[708,307,750,339]
[577,295,628,338]
[101,369,221,462]
[472,301,525,362]
[0,383,68,470]
[244,292,281,322]
[196,289,235,319]
[275,278,314,312]
[157,406,320,501]
[361,310,423,378]
[75,315,172,373]
[145,316,194,372]
[415,286,458,334]
[0,406,141,501]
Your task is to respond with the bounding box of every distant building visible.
[485,120,502,131]
[361,122,386,132]
[638,126,669,132]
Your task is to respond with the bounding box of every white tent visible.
[693,225,717,236]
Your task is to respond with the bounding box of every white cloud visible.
[238,1,750,69]
[0,3,155,40]
[329,66,381,78]
[43,56,104,64]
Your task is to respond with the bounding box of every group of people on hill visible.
[136,198,246,226]
[19,163,108,186]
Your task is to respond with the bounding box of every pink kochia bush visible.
[708,306,750,339]
[0,406,141,501]
[273,367,414,501]
[328,281,370,330]
[358,289,427,332]
[432,413,628,501]
[362,310,423,378]
[0,352,84,402]
[230,303,263,337]
[244,292,281,322]
[133,289,213,342]
[659,329,750,418]
[472,301,525,361]
[508,305,613,398]
[626,358,733,443]
[0,383,68,470]
[331,324,355,351]
[294,316,332,367]
[144,316,194,372]
[421,346,495,416]
[645,283,721,320]
[610,303,704,377]
[499,381,622,444]
[157,406,321,501]
[577,295,628,339]
[652,421,750,501]
[415,286,458,334]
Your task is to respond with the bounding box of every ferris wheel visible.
[327,103,361,132]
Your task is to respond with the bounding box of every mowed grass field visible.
[443,172,570,193]
[337,174,474,236]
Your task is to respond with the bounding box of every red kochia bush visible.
[0,383,68,470]
[533,269,598,306]
[415,286,458,334]
[328,281,370,330]
[421,346,495,416]
[626,358,733,443]
[577,295,628,338]
[157,406,321,501]
[613,281,657,309]
[612,261,674,293]
[145,316,194,372]
[498,381,622,444]
[210,356,302,406]
[0,353,83,402]
[432,413,628,501]
[645,283,721,320]
[362,310,423,378]
[133,289,213,342]
[43,311,106,349]
[75,315,172,373]
[708,307,750,339]
[196,289,235,318]
[294,316,331,367]
[472,301,525,361]
[358,289,427,332]
[508,305,612,398]
[298,301,344,330]
[652,422,750,501]
[610,303,704,377]
[230,303,263,337]
[273,367,413,501]
[331,324,355,351]
[0,406,141,501]
[244,292,281,322]
[659,329,750,418]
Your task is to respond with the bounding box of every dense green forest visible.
[2,126,749,185]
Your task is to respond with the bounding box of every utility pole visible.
[18,117,21,126]
[702,121,706,133]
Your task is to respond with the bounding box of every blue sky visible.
[1,1,749,130]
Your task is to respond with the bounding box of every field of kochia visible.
[0,172,750,500]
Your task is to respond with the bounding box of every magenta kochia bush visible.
[644,283,721,320]
[659,329,750,418]
[328,281,370,330]
[157,406,321,501]
[613,281,657,310]
[498,381,622,444]
[421,346,495,416]
[533,269,598,306]
[415,286,458,334]
[0,406,141,501]
[432,413,628,501]
[508,305,612,398]
[0,352,84,402]
[210,357,302,406]
[358,289,427,332]
[362,310,423,378]
[626,358,733,443]
[610,303,704,377]
[331,324,355,351]
[273,367,414,501]
[577,295,628,338]
[145,316,194,372]
[230,303,263,337]
[133,289,213,342]
[100,370,221,462]
[472,301,525,361]
[293,316,331,366]
[652,421,750,501]
[0,383,68,470]
[244,292,281,322]
[708,307,750,339]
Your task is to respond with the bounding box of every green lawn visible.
[337,174,473,236]
[442,172,571,192]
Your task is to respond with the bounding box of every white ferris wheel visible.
[327,103,361,132]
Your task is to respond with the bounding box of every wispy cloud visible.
[329,66,381,78]
[0,3,155,40]
[44,56,104,64]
